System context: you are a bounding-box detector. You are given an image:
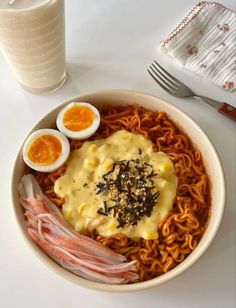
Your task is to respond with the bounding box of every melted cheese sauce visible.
[54,130,178,240]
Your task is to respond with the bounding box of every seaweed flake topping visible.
[96,159,160,228]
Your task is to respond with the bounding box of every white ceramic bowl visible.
[11,90,225,292]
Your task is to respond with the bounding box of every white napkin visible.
[161,1,236,93]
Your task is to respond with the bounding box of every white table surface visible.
[0,1,235,307]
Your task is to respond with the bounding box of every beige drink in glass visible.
[0,0,66,93]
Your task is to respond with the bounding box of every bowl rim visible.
[11,89,225,292]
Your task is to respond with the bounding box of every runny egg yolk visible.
[28,135,62,166]
[63,106,95,132]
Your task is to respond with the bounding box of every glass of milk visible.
[0,0,66,93]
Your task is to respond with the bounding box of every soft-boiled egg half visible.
[23,129,70,172]
[56,102,100,140]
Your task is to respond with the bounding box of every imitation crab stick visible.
[18,174,138,284]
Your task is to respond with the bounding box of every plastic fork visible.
[147,61,236,122]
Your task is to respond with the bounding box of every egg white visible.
[56,102,100,140]
[23,129,70,173]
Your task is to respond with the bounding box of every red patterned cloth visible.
[161,1,236,93]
